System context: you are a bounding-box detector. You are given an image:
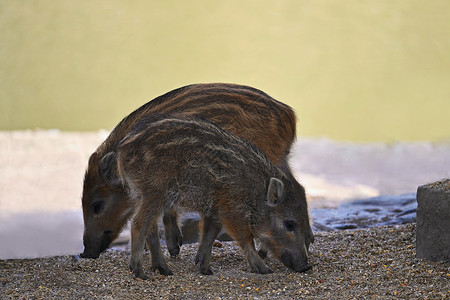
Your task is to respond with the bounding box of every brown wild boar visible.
[80,83,313,260]
[111,116,311,278]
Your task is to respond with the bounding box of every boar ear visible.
[266,178,284,207]
[99,152,121,184]
[88,152,99,166]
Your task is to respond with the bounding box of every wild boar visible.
[80,83,313,260]
[109,116,311,278]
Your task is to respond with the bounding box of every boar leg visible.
[241,239,273,274]
[163,209,183,257]
[221,217,273,274]
[194,215,222,275]
[146,223,173,275]
[129,216,150,280]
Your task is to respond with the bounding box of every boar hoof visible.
[254,268,273,275]
[169,246,180,258]
[132,269,148,280]
[167,234,183,257]
[151,265,173,276]
[294,264,312,273]
[251,264,273,275]
[200,267,213,275]
[129,263,148,280]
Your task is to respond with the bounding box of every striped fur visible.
[116,117,310,277]
[98,83,296,164]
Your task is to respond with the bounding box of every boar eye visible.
[283,220,297,232]
[92,201,104,215]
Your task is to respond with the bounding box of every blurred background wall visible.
[1,0,449,142]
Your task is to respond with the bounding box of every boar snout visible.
[280,250,311,273]
[81,230,114,259]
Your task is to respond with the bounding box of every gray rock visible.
[416,179,450,262]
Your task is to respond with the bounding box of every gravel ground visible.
[2,224,449,299]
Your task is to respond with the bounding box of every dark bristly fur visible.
[98,83,295,165]
[80,83,313,262]
[114,117,310,278]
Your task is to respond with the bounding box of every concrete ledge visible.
[416,179,450,262]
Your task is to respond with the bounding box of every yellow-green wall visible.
[1,1,449,142]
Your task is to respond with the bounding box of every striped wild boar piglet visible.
[111,116,311,279]
[80,83,313,261]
